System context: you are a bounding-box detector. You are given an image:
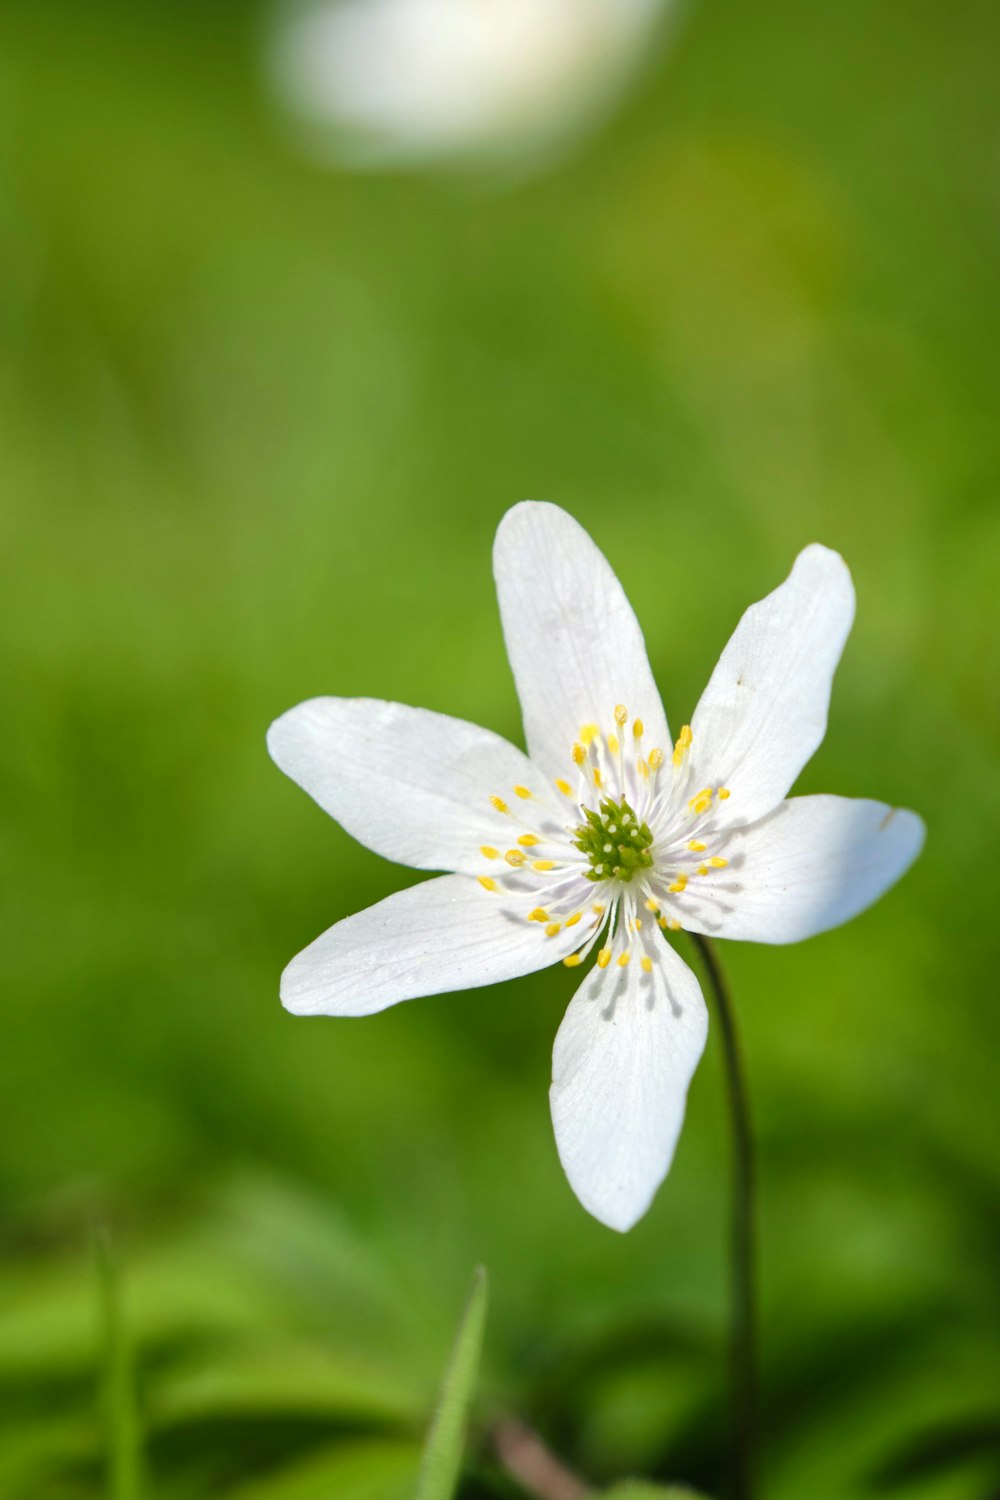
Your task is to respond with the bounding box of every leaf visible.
[94,1225,143,1500]
[413,1267,489,1500]
[224,1437,422,1500]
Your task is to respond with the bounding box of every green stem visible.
[690,933,758,1500]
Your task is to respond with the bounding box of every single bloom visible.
[268,502,924,1231]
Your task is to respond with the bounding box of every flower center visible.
[573,795,654,883]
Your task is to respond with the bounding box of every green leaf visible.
[600,1486,714,1499]
[93,1226,143,1500]
[224,1437,422,1500]
[413,1267,489,1500]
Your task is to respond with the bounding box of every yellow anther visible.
[672,724,693,767]
[657,915,668,929]
[666,917,682,931]
[565,912,583,928]
[478,876,499,892]
[528,908,549,923]
[697,864,709,877]
[688,840,707,852]
[545,922,562,937]
[689,788,714,815]
[710,856,729,868]
[608,734,620,755]
[718,787,731,800]
[555,778,572,795]
[518,833,540,847]
[634,917,643,930]
[563,954,583,968]
[480,846,499,859]
[592,767,602,788]
[597,948,612,969]
[637,757,649,780]
[648,747,664,771]
[641,956,653,974]
[668,874,688,894]
[614,704,628,727]
[533,859,555,872]
[633,718,644,738]
[645,898,660,914]
[592,902,606,914]
[505,850,526,867]
[572,743,586,766]
[581,724,600,746]
[490,795,508,814]
[514,785,532,800]
[618,951,631,968]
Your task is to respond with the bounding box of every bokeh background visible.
[2,0,999,1496]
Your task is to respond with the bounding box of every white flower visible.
[268,503,924,1231]
[269,0,667,171]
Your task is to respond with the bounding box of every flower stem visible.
[690,932,758,1500]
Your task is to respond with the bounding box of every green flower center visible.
[574,796,655,883]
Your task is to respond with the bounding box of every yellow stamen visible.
[572,743,586,766]
[514,785,532,800]
[710,856,729,868]
[668,874,688,894]
[580,724,599,746]
[689,788,713,815]
[592,902,606,914]
[533,859,555,872]
[672,724,693,767]
[641,956,653,974]
[658,915,668,929]
[480,846,499,859]
[648,747,664,771]
[666,917,681,931]
[505,850,526,867]
[633,718,644,738]
[597,948,612,969]
[528,908,549,923]
[637,757,649,780]
[688,840,707,852]
[614,704,628,727]
[555,778,572,796]
[518,834,540,847]
[618,951,630,968]
[718,787,731,800]
[545,922,562,937]
[645,898,660,914]
[563,953,582,968]
[490,795,508,814]
[593,767,602,788]
[607,734,620,755]
[478,876,498,892]
[697,864,709,877]
[565,912,583,928]
[634,917,643,930]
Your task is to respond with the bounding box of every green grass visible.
[0,0,998,1496]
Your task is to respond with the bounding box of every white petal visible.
[268,698,559,876]
[682,795,925,945]
[550,936,708,1232]
[494,502,671,783]
[282,873,579,1015]
[689,545,855,825]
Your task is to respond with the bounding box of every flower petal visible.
[682,794,925,945]
[690,545,855,825]
[549,935,708,1232]
[282,873,579,1015]
[268,697,559,876]
[494,502,671,782]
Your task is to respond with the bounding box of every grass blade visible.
[414,1266,489,1500]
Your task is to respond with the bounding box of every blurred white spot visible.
[269,0,673,172]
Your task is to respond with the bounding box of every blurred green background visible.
[1,0,998,1496]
